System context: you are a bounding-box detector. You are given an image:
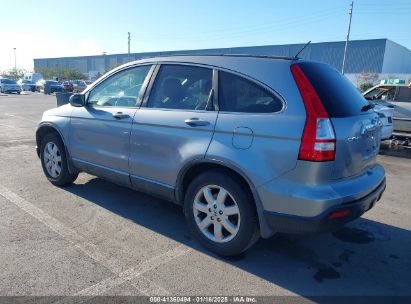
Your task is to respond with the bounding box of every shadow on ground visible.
[64,177,411,297]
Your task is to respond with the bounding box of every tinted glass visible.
[88,65,151,107]
[394,87,411,102]
[3,79,16,84]
[218,71,283,113]
[148,65,212,110]
[364,86,396,101]
[298,62,369,117]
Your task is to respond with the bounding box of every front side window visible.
[218,71,283,113]
[147,65,212,110]
[88,65,151,107]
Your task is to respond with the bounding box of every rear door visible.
[69,64,153,185]
[206,69,302,186]
[299,62,381,179]
[129,64,217,198]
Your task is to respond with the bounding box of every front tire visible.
[40,133,78,186]
[184,170,259,256]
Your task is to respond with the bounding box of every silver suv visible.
[36,55,386,256]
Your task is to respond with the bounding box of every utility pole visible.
[342,1,353,75]
[128,32,131,62]
[13,47,17,76]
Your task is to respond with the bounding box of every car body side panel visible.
[206,62,306,187]
[206,113,304,187]
[38,104,74,145]
[129,108,218,187]
[68,106,137,185]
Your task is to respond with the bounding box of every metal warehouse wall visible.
[34,39,411,75]
[382,40,411,73]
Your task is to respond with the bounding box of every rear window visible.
[298,62,368,117]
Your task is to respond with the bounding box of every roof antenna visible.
[294,41,311,59]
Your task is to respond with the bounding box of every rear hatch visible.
[297,62,381,179]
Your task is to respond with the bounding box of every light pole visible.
[128,32,131,62]
[342,1,353,75]
[13,48,17,77]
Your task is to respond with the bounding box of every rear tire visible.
[40,133,78,186]
[184,170,259,256]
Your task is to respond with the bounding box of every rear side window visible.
[394,87,411,102]
[218,71,283,113]
[298,62,368,117]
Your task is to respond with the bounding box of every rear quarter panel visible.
[206,60,306,187]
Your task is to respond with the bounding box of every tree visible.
[356,72,378,92]
[34,67,87,80]
[359,82,374,93]
[62,69,88,80]
[0,68,27,80]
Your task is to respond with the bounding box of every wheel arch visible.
[36,123,78,174]
[176,160,273,238]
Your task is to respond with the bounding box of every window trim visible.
[138,61,286,114]
[216,69,286,115]
[85,63,155,109]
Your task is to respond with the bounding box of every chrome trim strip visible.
[130,174,175,190]
[71,158,129,176]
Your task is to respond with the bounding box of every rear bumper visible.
[381,124,394,140]
[263,177,386,234]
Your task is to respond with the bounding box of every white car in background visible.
[373,104,394,140]
[364,79,411,135]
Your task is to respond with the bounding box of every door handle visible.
[112,112,130,120]
[185,118,210,127]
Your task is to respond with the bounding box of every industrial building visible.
[34,38,411,82]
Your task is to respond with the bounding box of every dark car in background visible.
[71,80,88,93]
[62,81,74,92]
[36,80,64,94]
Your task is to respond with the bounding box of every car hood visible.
[42,104,73,118]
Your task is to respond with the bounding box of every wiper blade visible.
[361,103,375,112]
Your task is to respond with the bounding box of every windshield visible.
[364,86,396,101]
[2,79,17,84]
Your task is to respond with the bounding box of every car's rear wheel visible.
[40,133,78,186]
[184,170,259,256]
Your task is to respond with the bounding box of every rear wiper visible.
[361,103,375,112]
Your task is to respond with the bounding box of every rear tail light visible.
[291,64,336,161]
[329,209,350,219]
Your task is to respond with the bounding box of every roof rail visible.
[137,53,298,61]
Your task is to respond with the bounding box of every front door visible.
[69,64,153,185]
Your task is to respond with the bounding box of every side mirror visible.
[69,94,86,107]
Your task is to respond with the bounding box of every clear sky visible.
[1,0,410,71]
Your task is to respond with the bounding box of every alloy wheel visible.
[43,142,62,178]
[193,185,241,243]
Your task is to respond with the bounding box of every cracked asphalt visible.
[0,93,411,298]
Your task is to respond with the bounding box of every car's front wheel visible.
[40,133,78,186]
[184,170,259,256]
